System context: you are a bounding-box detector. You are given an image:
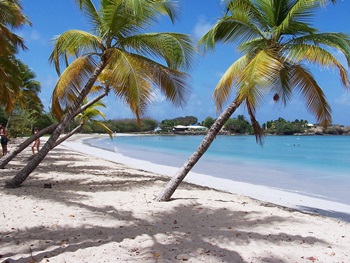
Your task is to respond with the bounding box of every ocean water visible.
[85,135,350,205]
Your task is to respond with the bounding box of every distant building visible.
[173,125,208,132]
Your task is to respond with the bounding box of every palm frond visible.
[103,48,190,119]
[91,120,113,138]
[214,55,249,111]
[285,44,349,87]
[238,38,265,53]
[271,64,294,106]
[75,97,113,138]
[100,0,139,40]
[225,0,268,29]
[0,56,22,113]
[237,50,283,107]
[120,32,196,70]
[151,0,179,23]
[198,12,263,53]
[49,30,102,74]
[51,56,97,120]
[0,0,30,52]
[74,0,101,30]
[245,98,264,144]
[289,32,350,68]
[290,64,332,126]
[101,0,179,43]
[276,0,333,36]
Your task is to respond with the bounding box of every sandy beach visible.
[1,135,350,262]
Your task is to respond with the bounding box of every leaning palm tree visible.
[54,98,113,147]
[157,0,350,201]
[5,0,195,188]
[0,72,111,168]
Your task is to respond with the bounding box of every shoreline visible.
[1,133,350,262]
[62,134,350,222]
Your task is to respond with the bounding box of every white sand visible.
[0,134,349,262]
[64,134,350,222]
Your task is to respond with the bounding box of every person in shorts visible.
[0,124,8,156]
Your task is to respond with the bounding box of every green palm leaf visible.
[289,32,350,67]
[290,64,332,125]
[237,50,283,107]
[285,44,349,86]
[52,56,97,120]
[74,0,101,30]
[214,55,249,111]
[120,32,195,70]
[102,48,189,119]
[199,13,262,53]
[49,30,102,74]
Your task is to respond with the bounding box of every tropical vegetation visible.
[53,99,113,147]
[5,0,195,188]
[157,0,350,201]
[0,0,32,114]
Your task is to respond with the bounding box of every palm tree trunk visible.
[5,124,63,188]
[0,89,109,169]
[0,123,58,169]
[73,86,110,116]
[53,123,83,147]
[156,97,241,201]
[5,112,12,129]
[5,59,107,188]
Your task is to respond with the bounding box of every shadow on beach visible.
[0,146,349,262]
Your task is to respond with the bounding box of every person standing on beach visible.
[0,124,9,156]
[31,127,40,155]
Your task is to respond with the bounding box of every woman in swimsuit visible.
[32,127,40,155]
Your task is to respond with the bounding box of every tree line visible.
[2,106,350,137]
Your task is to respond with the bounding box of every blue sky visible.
[17,0,350,125]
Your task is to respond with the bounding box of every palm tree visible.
[0,0,28,56]
[157,0,350,201]
[6,60,43,128]
[5,0,195,188]
[0,79,109,168]
[54,99,113,147]
[0,0,30,112]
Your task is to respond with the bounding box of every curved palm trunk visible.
[0,88,110,169]
[156,97,241,201]
[5,60,107,188]
[53,123,83,148]
[0,123,58,168]
[5,125,64,188]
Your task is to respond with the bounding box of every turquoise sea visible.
[85,135,350,205]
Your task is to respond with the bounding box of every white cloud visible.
[193,16,213,39]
